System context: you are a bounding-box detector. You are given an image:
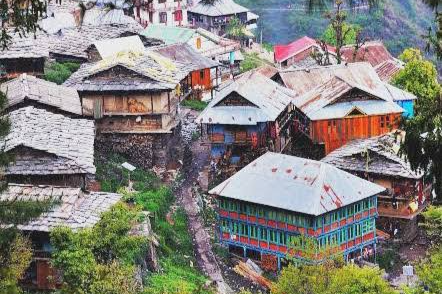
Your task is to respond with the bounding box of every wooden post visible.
[167,92,171,112]
[150,93,154,114]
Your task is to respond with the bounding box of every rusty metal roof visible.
[210,152,385,216]
[374,59,403,82]
[341,41,400,68]
[197,71,295,125]
[322,132,422,180]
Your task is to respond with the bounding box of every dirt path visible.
[177,110,233,294]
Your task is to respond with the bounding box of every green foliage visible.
[322,22,361,46]
[262,42,274,53]
[421,205,442,242]
[377,248,401,272]
[181,99,208,111]
[271,262,396,294]
[44,62,81,85]
[407,245,442,294]
[240,52,268,73]
[133,187,173,225]
[392,48,440,110]
[226,16,246,39]
[50,202,146,294]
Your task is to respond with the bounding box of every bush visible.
[44,62,80,85]
[181,99,208,111]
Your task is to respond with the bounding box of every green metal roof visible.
[141,25,195,45]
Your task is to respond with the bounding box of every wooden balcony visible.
[377,198,429,219]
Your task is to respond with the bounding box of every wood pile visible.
[261,254,278,271]
[233,261,273,290]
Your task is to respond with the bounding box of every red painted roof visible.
[274,36,335,63]
[341,41,395,67]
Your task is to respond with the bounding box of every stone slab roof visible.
[321,132,422,180]
[0,32,49,60]
[1,74,82,115]
[64,51,192,91]
[2,106,95,175]
[0,184,121,232]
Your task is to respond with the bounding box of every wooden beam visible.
[167,91,171,113]
[150,93,154,114]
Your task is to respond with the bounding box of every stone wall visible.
[95,126,182,170]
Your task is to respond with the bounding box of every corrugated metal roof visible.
[278,62,416,104]
[341,41,399,67]
[189,0,250,17]
[375,59,403,82]
[210,152,385,216]
[141,25,195,45]
[322,132,422,179]
[197,71,295,125]
[153,43,219,71]
[94,35,145,59]
[274,36,336,63]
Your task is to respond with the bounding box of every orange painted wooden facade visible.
[310,113,401,155]
[191,68,212,90]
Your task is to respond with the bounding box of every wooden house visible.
[0,32,49,81]
[134,0,188,27]
[1,106,96,189]
[63,50,192,169]
[210,152,384,270]
[197,71,296,167]
[153,43,220,100]
[274,36,337,68]
[0,184,121,290]
[188,0,258,36]
[0,74,82,117]
[322,132,432,241]
[273,63,415,157]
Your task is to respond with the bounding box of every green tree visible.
[322,22,361,46]
[406,245,442,294]
[226,16,246,40]
[421,205,442,242]
[50,202,146,294]
[392,48,440,111]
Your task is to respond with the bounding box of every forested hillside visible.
[237,0,434,57]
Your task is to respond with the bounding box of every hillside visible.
[237,0,434,58]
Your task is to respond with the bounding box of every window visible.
[232,222,239,234]
[174,10,183,22]
[220,199,228,209]
[331,211,339,223]
[239,203,247,214]
[199,70,205,80]
[230,201,237,212]
[269,230,277,243]
[354,203,361,213]
[380,116,385,128]
[347,226,354,240]
[355,223,361,236]
[196,37,202,49]
[260,228,268,241]
[277,212,285,222]
[240,223,248,236]
[221,219,230,232]
[279,232,286,245]
[347,205,354,216]
[287,214,294,225]
[362,219,374,234]
[324,214,331,225]
[315,217,323,228]
[158,0,166,3]
[268,210,277,220]
[339,229,346,244]
[386,116,391,127]
[249,205,256,216]
[258,207,265,218]
[159,12,167,23]
[250,226,258,238]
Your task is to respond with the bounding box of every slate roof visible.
[293,75,405,120]
[189,0,250,16]
[153,43,219,71]
[274,36,336,63]
[210,152,385,216]
[0,184,121,232]
[0,74,82,115]
[321,133,422,180]
[2,107,95,175]
[0,32,49,59]
[64,51,191,91]
[46,23,144,60]
[277,62,416,103]
[197,71,295,125]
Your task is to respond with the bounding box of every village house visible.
[272,63,415,157]
[141,25,241,74]
[188,0,258,37]
[340,41,404,82]
[211,152,384,270]
[0,74,82,117]
[321,132,432,241]
[153,43,220,100]
[273,36,337,69]
[0,32,49,81]
[63,48,192,169]
[0,184,121,290]
[134,0,188,27]
[1,106,95,189]
[197,71,296,167]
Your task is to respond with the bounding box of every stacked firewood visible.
[234,261,272,290]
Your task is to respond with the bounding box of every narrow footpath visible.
[177,110,233,294]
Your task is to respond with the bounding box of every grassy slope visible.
[237,0,434,58]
